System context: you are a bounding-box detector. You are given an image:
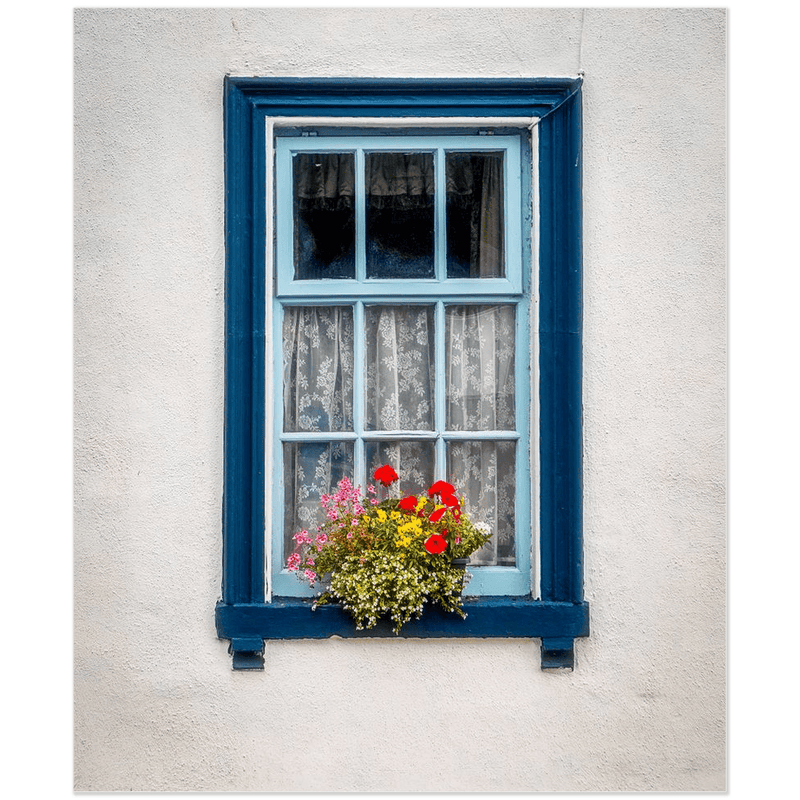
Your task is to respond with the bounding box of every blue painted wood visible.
[537,86,584,605]
[229,638,265,670]
[230,77,580,119]
[540,637,578,670]
[221,77,586,669]
[223,76,260,605]
[216,598,589,640]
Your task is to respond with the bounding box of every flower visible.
[374,464,399,486]
[286,553,301,571]
[398,495,418,512]
[289,469,491,634]
[424,533,448,554]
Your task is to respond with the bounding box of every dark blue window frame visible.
[216,78,588,670]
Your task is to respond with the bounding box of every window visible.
[217,79,588,670]
[273,132,530,598]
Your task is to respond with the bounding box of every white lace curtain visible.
[283,304,516,565]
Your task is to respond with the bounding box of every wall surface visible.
[74,7,726,792]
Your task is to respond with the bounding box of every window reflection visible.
[293,152,356,279]
[366,152,435,279]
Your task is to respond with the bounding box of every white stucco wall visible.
[74,7,726,792]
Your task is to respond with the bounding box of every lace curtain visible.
[283,304,516,566]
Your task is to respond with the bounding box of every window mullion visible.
[353,300,365,491]
[435,147,446,282]
[435,299,446,483]
[355,148,366,282]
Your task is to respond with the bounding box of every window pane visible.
[365,305,435,431]
[283,441,354,561]
[293,152,355,279]
[366,152,435,279]
[366,440,435,497]
[446,304,516,430]
[446,151,505,278]
[447,440,516,566]
[283,306,354,432]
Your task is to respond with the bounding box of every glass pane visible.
[365,305,435,431]
[446,151,505,278]
[283,441,354,561]
[293,152,355,279]
[446,304,516,430]
[366,440,435,498]
[283,306,354,432]
[366,152,435,279]
[447,440,516,566]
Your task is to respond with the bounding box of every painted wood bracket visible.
[228,637,265,670]
[541,637,577,670]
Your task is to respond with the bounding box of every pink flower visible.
[315,532,328,545]
[286,553,301,571]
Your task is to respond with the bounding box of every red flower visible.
[441,492,460,508]
[424,533,448,554]
[429,507,447,522]
[428,480,455,497]
[373,464,399,486]
[398,495,418,511]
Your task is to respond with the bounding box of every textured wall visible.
[74,8,726,791]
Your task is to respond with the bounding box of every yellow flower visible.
[390,511,401,520]
[376,509,387,523]
[398,519,422,536]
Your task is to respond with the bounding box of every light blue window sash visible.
[271,133,530,598]
[275,135,523,296]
